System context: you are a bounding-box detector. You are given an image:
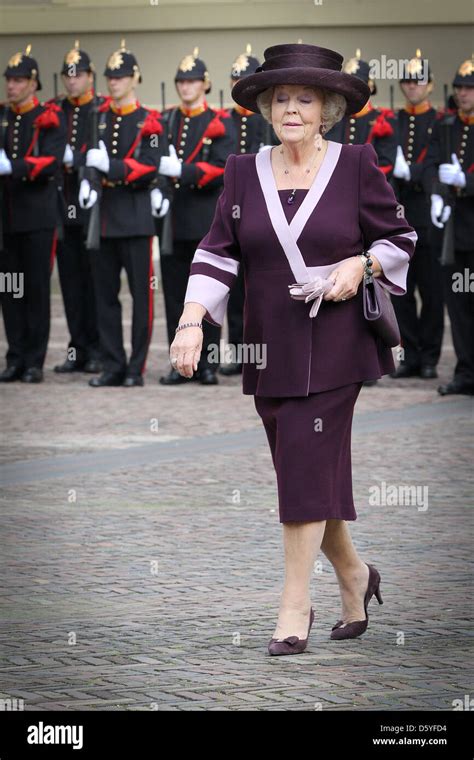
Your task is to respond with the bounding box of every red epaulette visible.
[142,108,163,136]
[202,112,227,140]
[370,109,395,139]
[34,101,61,130]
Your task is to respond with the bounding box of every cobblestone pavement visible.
[0,271,472,711]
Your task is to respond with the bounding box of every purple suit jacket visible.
[184,140,417,397]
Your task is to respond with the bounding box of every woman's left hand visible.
[323,257,365,302]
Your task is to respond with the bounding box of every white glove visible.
[393,145,411,181]
[78,179,98,210]
[63,143,74,167]
[150,187,170,218]
[86,139,110,174]
[159,144,182,178]
[0,148,12,175]
[439,153,466,188]
[430,194,451,229]
[258,144,273,152]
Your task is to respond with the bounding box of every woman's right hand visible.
[170,326,203,378]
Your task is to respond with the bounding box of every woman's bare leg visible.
[320,519,370,623]
[273,520,326,640]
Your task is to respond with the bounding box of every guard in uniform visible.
[326,49,397,179]
[423,56,474,396]
[157,48,236,385]
[54,41,102,375]
[220,45,266,377]
[390,50,444,379]
[0,47,66,383]
[79,41,171,387]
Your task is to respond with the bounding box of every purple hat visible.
[231,43,370,115]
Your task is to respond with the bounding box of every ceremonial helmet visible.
[400,49,432,84]
[452,55,474,87]
[230,44,261,81]
[343,49,376,96]
[3,44,42,90]
[104,39,142,83]
[175,48,211,94]
[61,40,95,76]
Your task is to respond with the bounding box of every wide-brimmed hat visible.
[231,43,370,115]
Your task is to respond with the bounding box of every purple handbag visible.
[363,273,401,347]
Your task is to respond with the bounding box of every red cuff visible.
[24,156,56,179]
[123,158,156,183]
[379,164,393,175]
[195,162,225,188]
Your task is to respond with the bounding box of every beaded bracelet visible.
[175,321,203,333]
[358,251,374,281]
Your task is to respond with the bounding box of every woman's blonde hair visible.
[256,86,346,133]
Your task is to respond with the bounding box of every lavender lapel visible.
[255,140,342,283]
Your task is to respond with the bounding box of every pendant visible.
[287,189,296,205]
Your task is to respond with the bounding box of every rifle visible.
[53,73,66,242]
[389,84,394,112]
[0,104,7,251]
[158,105,176,256]
[161,81,166,113]
[83,73,102,250]
[439,93,456,266]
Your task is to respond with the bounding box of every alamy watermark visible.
[0,272,23,298]
[208,340,267,369]
[369,481,429,511]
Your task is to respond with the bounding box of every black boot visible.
[21,367,43,383]
[199,368,218,385]
[159,368,195,385]
[123,375,144,387]
[83,358,103,374]
[438,380,474,396]
[0,365,24,382]
[89,371,125,387]
[420,365,438,379]
[390,363,420,379]
[54,357,86,373]
[219,362,242,376]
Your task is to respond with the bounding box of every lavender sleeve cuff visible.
[184,274,231,326]
[367,230,418,295]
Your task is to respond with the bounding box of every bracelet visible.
[175,321,203,333]
[358,251,373,281]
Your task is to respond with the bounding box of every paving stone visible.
[0,281,472,711]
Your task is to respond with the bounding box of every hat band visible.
[258,52,342,73]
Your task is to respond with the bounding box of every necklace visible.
[279,144,322,205]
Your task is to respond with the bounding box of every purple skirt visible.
[253,382,363,523]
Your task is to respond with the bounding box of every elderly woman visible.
[169,44,417,656]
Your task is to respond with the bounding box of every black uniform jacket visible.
[1,96,67,233]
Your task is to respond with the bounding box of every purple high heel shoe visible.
[330,563,383,640]
[268,607,315,656]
